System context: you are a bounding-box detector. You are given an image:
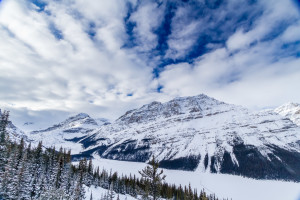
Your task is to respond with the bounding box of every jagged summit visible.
[72,112,90,119]
[117,94,227,124]
[275,102,300,125]
[63,112,95,125]
[28,113,102,154]
[31,113,97,134]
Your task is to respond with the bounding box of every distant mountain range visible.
[2,94,300,181]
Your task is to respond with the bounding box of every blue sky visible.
[0,0,300,129]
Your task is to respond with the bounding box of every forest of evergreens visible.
[0,111,224,200]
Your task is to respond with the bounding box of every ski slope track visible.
[6,94,300,182]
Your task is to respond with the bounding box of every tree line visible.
[0,111,225,200]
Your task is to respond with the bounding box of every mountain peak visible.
[117,94,227,124]
[71,113,90,119]
[275,102,300,114]
[275,102,300,125]
[12,95,300,182]
[31,112,98,135]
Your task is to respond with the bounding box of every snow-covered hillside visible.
[73,94,300,181]
[85,186,139,200]
[19,94,300,181]
[27,113,104,154]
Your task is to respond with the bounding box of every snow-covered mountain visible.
[275,102,300,126]
[12,94,300,182]
[28,113,104,154]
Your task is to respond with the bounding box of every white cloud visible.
[226,30,253,51]
[129,1,164,52]
[0,0,157,127]
[158,0,300,108]
[166,20,201,59]
[164,6,202,59]
[159,40,300,110]
[0,0,299,129]
[281,20,300,43]
[227,0,299,51]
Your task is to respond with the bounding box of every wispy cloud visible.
[158,0,300,108]
[0,0,299,128]
[0,0,157,127]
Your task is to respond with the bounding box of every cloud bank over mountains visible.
[0,0,299,127]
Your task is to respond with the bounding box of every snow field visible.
[85,186,138,200]
[80,157,300,200]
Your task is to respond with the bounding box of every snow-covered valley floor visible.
[79,156,300,200]
[85,186,138,200]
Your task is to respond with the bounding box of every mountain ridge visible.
[3,94,300,181]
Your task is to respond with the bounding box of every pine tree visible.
[55,154,64,189]
[0,110,9,144]
[108,182,115,200]
[0,109,220,200]
[139,156,166,200]
[86,159,93,187]
[5,144,19,199]
[16,152,31,199]
[74,166,85,200]
[0,111,9,173]
[188,183,194,200]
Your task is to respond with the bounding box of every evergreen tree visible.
[108,182,115,200]
[0,111,9,174]
[16,152,31,199]
[86,159,93,187]
[0,109,222,200]
[74,165,85,200]
[139,156,166,200]
[0,110,9,144]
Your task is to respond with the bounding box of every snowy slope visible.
[85,186,138,200]
[22,94,300,181]
[75,94,300,181]
[275,102,300,126]
[27,113,103,154]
